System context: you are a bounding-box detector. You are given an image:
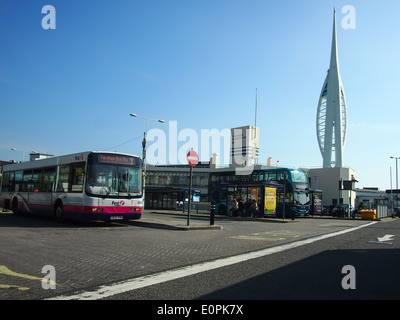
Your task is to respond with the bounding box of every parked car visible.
[394,207,400,217]
[331,204,354,217]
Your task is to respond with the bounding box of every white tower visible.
[316,9,348,168]
[230,125,260,167]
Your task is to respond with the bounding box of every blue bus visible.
[208,168,310,218]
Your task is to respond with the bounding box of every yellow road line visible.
[0,284,30,291]
[0,265,56,285]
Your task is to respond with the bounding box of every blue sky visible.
[1,0,400,190]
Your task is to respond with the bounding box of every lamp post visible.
[390,156,399,208]
[130,114,165,208]
[11,148,37,162]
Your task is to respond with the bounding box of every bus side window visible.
[70,162,85,192]
[32,169,43,192]
[43,167,57,192]
[252,172,264,182]
[1,172,10,192]
[22,170,32,192]
[277,171,289,181]
[266,172,276,181]
[57,165,70,192]
[14,171,22,192]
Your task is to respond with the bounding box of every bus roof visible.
[209,167,304,174]
[2,151,141,172]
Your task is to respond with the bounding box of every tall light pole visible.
[130,114,165,208]
[390,156,399,207]
[11,148,37,162]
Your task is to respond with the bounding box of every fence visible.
[376,205,388,219]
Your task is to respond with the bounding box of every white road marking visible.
[48,221,377,300]
[377,234,395,242]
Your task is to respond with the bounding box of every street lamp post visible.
[130,114,165,208]
[11,148,37,162]
[390,156,399,208]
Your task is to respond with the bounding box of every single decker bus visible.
[208,167,310,218]
[0,151,143,222]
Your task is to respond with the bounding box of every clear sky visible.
[1,0,399,191]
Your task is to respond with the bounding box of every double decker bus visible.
[0,151,143,222]
[208,167,310,218]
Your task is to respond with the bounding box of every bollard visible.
[210,201,215,225]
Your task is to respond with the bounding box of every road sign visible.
[187,150,199,166]
[186,150,198,226]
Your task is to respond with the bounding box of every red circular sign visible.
[187,150,199,166]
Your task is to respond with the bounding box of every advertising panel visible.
[264,187,276,215]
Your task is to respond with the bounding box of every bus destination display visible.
[99,154,134,165]
[89,153,141,166]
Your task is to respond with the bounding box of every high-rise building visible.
[230,125,260,167]
[316,9,348,168]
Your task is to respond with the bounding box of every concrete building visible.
[29,153,54,161]
[355,188,389,209]
[305,167,357,208]
[145,124,260,210]
[230,125,259,167]
[145,161,215,209]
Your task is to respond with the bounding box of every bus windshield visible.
[86,164,142,197]
[294,192,310,206]
[290,169,308,182]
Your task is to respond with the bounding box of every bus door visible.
[56,163,85,212]
[276,181,293,218]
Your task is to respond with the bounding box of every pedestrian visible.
[245,199,251,217]
[231,198,239,217]
[238,199,244,216]
[250,199,258,218]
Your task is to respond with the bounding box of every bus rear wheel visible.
[54,204,64,222]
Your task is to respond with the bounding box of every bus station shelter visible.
[145,187,200,211]
[217,180,288,217]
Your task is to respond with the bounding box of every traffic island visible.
[129,214,222,231]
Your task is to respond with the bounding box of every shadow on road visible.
[198,248,400,300]
[0,211,130,229]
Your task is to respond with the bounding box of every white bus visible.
[0,151,143,222]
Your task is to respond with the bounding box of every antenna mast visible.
[254,88,258,138]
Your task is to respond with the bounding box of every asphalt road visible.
[121,219,400,301]
[87,218,400,302]
[0,210,399,305]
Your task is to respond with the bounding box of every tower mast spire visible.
[316,9,348,168]
[254,88,257,138]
